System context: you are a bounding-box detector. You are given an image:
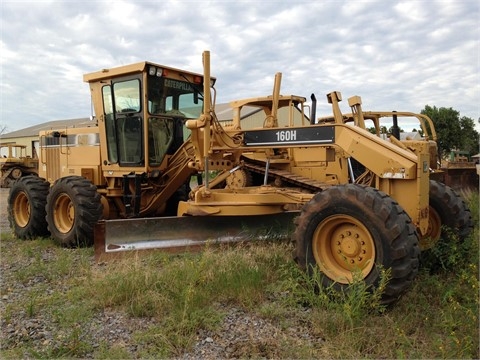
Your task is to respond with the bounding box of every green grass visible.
[1,193,478,359]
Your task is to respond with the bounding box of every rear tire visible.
[419,180,473,250]
[46,176,102,247]
[8,176,50,239]
[294,184,420,305]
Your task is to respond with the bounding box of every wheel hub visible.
[333,227,370,266]
[313,215,376,284]
[338,232,360,257]
[11,168,22,179]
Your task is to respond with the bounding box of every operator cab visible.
[84,62,215,173]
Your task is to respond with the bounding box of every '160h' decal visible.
[244,126,335,146]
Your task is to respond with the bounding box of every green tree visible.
[421,105,479,159]
[387,126,404,135]
[367,127,376,135]
[366,125,405,136]
[459,116,479,155]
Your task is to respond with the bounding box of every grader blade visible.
[94,212,299,261]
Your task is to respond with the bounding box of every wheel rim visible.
[312,214,376,284]
[419,206,441,251]
[13,191,31,228]
[11,168,22,179]
[53,193,75,233]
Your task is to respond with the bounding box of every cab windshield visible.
[147,76,204,166]
[147,76,203,119]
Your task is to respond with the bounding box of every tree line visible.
[421,105,479,159]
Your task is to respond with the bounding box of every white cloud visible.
[394,1,428,22]
[0,0,478,134]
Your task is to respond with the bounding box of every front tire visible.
[46,176,102,247]
[294,184,420,305]
[8,176,50,239]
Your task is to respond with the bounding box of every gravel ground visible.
[0,188,10,234]
[0,187,318,358]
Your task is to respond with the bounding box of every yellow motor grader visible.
[0,143,38,188]
[8,51,472,304]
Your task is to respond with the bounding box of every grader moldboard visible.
[8,51,472,305]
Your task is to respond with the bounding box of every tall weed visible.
[277,260,389,325]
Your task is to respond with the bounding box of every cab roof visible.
[83,61,215,83]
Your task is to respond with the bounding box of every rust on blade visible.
[94,212,299,262]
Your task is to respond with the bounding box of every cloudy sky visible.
[1,0,479,133]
